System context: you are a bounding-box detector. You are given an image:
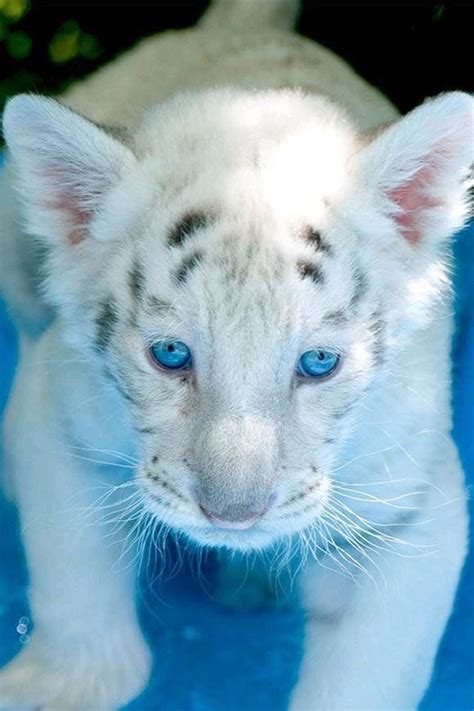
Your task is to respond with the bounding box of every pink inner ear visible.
[389,164,444,245]
[45,190,93,245]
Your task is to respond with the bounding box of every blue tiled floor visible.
[0,216,472,708]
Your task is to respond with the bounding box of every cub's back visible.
[62,24,398,131]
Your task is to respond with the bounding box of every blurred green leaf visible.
[49,20,82,63]
[6,29,32,59]
[0,0,30,23]
[49,19,102,64]
[79,32,102,61]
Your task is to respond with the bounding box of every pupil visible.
[167,344,175,352]
[317,351,325,361]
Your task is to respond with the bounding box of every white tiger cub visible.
[0,0,472,708]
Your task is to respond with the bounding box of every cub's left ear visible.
[2,94,136,246]
[357,92,473,247]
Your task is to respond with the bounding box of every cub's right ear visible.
[3,94,136,246]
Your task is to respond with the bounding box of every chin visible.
[171,506,325,553]
[179,524,285,552]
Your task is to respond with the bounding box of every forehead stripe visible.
[297,260,324,285]
[146,295,172,312]
[168,211,211,247]
[322,309,348,325]
[302,227,333,255]
[175,251,203,284]
[300,227,333,256]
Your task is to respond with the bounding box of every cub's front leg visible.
[0,354,152,710]
[291,462,467,711]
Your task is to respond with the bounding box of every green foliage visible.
[6,29,32,59]
[49,20,102,64]
[0,1,104,146]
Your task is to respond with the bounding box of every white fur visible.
[0,0,472,708]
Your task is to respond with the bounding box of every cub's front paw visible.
[0,627,152,710]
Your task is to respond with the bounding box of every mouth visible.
[142,497,329,553]
[198,507,266,531]
[138,469,331,552]
[180,521,285,552]
[141,489,282,551]
[198,492,278,531]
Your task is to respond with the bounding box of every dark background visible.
[0,0,472,129]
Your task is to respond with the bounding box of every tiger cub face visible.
[3,89,472,550]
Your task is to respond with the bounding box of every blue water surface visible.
[0,149,472,709]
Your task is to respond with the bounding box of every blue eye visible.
[149,339,192,370]
[297,349,340,379]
